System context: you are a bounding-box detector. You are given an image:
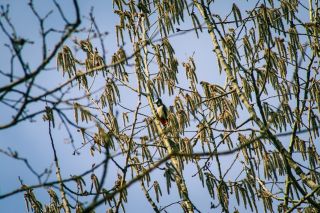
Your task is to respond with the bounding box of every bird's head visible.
[154,98,163,106]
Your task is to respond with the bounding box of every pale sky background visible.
[0,0,224,213]
[0,0,312,212]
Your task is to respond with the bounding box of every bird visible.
[154,98,168,126]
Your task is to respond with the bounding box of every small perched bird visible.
[154,98,168,126]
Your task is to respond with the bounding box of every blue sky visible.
[0,0,315,212]
[2,1,257,212]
